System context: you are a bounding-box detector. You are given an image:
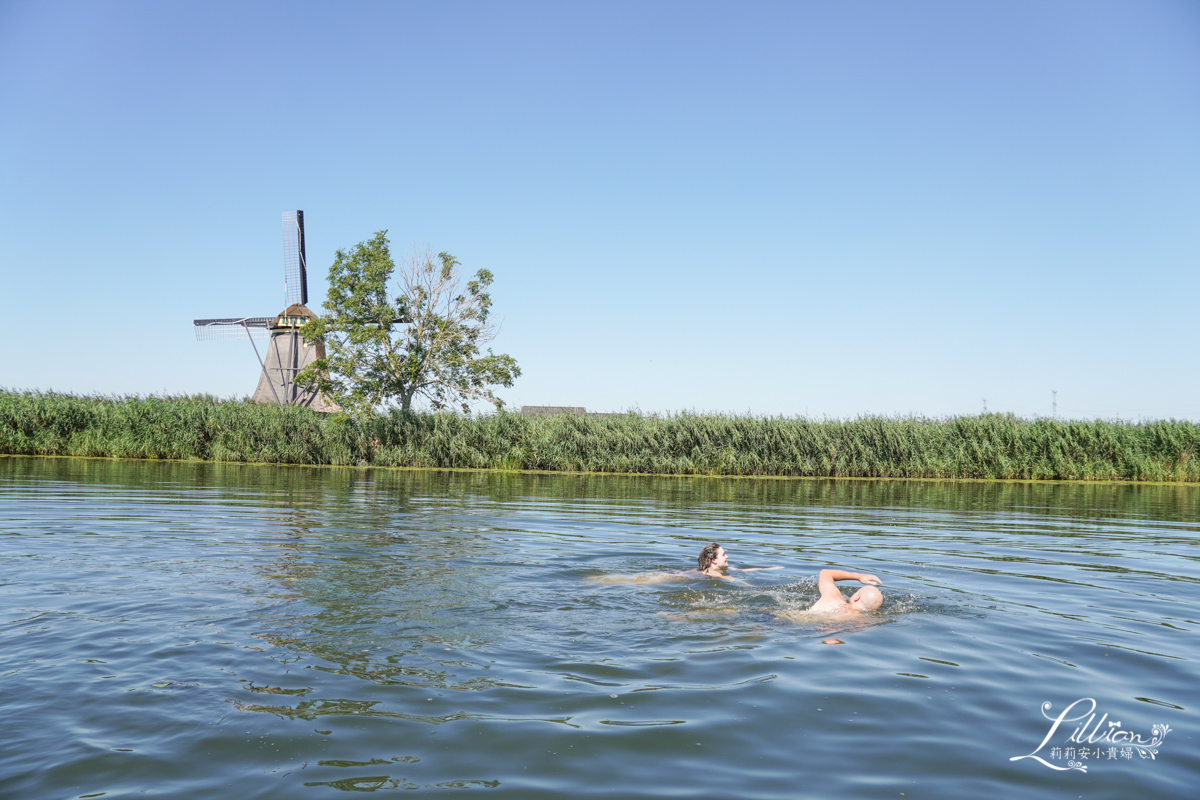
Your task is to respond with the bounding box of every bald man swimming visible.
[807,569,884,614]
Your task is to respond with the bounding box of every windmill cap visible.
[281,303,317,318]
[270,303,318,329]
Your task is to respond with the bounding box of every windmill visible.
[193,211,338,411]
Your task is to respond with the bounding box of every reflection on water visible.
[1,456,1197,800]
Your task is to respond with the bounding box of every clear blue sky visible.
[3,0,1198,420]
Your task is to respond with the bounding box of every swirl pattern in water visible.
[1,457,1196,799]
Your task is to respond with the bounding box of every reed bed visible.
[2,390,1198,481]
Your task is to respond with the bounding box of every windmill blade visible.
[193,317,271,341]
[282,210,308,307]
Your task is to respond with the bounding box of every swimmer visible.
[589,543,780,585]
[806,569,883,615]
[697,543,782,582]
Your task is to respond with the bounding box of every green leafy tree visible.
[296,231,520,416]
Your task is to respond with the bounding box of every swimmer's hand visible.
[856,573,882,586]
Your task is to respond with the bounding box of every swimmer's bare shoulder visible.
[807,595,849,615]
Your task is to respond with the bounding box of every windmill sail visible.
[282,210,307,307]
[192,317,271,341]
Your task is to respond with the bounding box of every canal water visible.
[1,457,1196,799]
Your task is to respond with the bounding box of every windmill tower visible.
[193,211,338,411]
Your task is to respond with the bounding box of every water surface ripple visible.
[1,458,1197,799]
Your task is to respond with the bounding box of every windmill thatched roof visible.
[281,303,318,320]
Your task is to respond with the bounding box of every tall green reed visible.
[2,391,1197,481]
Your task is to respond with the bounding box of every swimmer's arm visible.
[817,569,882,600]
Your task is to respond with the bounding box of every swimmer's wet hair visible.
[698,542,722,571]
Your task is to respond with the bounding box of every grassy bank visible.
[2,391,1198,481]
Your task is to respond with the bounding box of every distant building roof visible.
[520,406,622,418]
[521,406,586,417]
